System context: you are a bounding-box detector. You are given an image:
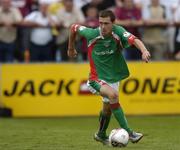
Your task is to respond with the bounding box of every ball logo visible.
[123,32,130,37]
[122,135,126,139]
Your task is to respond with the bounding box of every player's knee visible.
[108,92,118,100]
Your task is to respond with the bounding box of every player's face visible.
[99,17,113,36]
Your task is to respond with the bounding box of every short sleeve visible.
[114,25,136,48]
[77,25,96,40]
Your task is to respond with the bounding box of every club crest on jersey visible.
[104,40,111,47]
[123,32,130,37]
[104,43,110,47]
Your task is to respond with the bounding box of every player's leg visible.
[94,102,111,144]
[100,84,132,133]
[87,80,111,145]
[87,80,131,133]
[87,80,143,143]
[97,103,111,137]
[100,83,143,143]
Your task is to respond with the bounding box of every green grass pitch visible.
[0,116,180,150]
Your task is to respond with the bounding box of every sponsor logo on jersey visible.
[94,50,114,55]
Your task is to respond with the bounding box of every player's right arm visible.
[67,24,79,58]
[68,24,95,58]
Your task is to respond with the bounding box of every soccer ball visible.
[109,128,129,147]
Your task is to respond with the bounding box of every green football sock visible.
[97,111,111,137]
[111,103,132,133]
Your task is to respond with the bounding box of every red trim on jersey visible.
[112,37,119,45]
[111,33,123,49]
[88,42,98,81]
[110,103,121,109]
[128,35,136,45]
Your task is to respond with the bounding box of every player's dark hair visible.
[99,10,116,22]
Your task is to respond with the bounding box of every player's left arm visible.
[116,25,151,63]
[68,24,79,58]
[133,38,151,63]
[123,33,151,63]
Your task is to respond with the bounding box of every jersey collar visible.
[98,27,104,39]
[98,26,117,39]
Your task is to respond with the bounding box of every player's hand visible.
[67,48,77,58]
[142,50,151,63]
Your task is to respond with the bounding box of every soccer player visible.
[68,10,151,145]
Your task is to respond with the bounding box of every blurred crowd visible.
[0,0,180,63]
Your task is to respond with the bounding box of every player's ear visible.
[112,19,115,24]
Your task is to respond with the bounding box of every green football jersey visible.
[77,24,135,83]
